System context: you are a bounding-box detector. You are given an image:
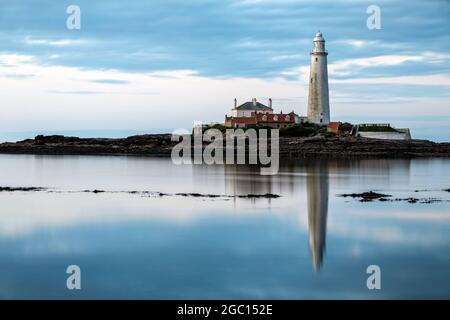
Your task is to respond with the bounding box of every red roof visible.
[327,122,340,130]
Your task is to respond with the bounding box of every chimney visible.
[269,98,272,108]
[252,98,257,106]
[234,98,237,108]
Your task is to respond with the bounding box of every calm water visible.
[0,154,449,299]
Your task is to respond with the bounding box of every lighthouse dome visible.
[314,31,324,42]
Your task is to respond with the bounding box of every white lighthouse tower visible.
[307,31,330,125]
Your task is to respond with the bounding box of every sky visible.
[0,0,449,141]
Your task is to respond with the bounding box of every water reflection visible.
[219,161,330,271]
[1,155,450,299]
[306,161,329,271]
[218,159,413,271]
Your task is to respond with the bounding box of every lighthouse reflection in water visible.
[223,160,330,271]
[306,162,329,271]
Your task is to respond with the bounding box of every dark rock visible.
[0,186,46,192]
[174,192,280,198]
[419,198,442,204]
[238,193,281,198]
[347,193,445,204]
[339,191,391,201]
[35,135,81,144]
[407,197,419,203]
[175,192,202,197]
[0,134,175,156]
[82,189,105,193]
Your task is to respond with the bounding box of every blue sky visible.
[0,0,449,141]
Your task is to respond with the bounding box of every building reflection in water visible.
[222,164,289,203]
[306,161,329,272]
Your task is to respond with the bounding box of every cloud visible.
[332,39,413,50]
[271,54,303,61]
[0,53,308,133]
[147,70,199,78]
[337,39,371,49]
[49,90,108,95]
[90,79,130,85]
[282,52,450,80]
[24,37,88,47]
[332,74,450,86]
[1,51,448,141]
[0,73,35,79]
[329,52,450,77]
[0,54,33,66]
[0,0,448,79]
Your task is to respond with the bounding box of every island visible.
[1,134,449,159]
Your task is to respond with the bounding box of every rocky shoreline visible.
[0,134,450,158]
[0,185,281,199]
[278,135,450,158]
[0,134,175,156]
[339,190,450,204]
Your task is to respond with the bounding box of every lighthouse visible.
[307,31,330,125]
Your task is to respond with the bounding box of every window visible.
[310,78,313,83]
[315,57,318,62]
